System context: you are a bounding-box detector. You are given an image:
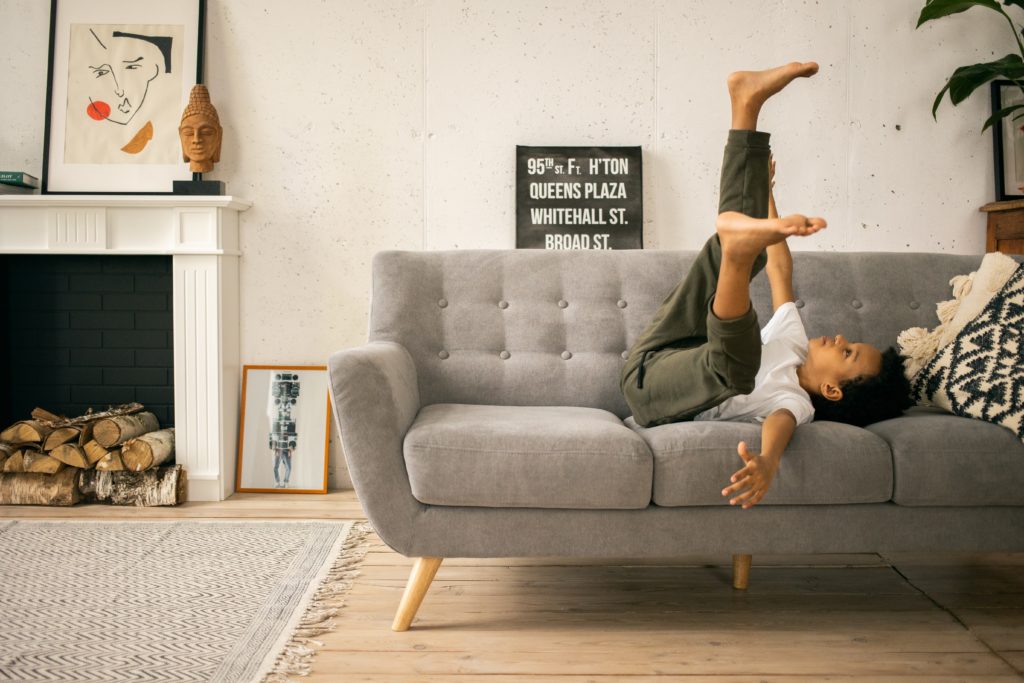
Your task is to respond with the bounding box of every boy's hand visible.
[721,441,779,509]
[769,153,776,191]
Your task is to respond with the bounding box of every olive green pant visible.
[620,129,772,428]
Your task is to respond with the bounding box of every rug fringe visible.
[261,519,375,683]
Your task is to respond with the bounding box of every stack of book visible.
[0,172,40,195]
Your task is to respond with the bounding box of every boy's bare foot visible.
[716,210,826,260]
[727,62,819,129]
[728,61,819,111]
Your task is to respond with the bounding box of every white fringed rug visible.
[0,519,374,682]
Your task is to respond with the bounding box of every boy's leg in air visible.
[620,62,822,427]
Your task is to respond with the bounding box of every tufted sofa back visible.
[368,248,1013,419]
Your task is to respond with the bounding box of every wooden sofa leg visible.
[732,554,751,589]
[392,556,444,631]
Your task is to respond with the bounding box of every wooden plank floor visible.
[3,492,1023,681]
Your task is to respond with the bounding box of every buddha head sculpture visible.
[178,84,222,173]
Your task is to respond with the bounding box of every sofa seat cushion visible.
[624,416,893,506]
[866,406,1024,506]
[404,403,653,509]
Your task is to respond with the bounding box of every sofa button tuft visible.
[909,300,920,310]
[498,300,508,309]
[621,350,629,360]
[437,298,448,308]
[558,299,568,308]
[438,350,449,359]
[851,299,862,309]
[617,299,627,308]
[561,350,572,360]
[795,299,804,308]
[499,350,510,360]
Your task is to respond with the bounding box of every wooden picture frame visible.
[235,365,330,494]
[42,0,206,194]
[992,80,1024,202]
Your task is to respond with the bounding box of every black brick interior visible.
[0,255,174,428]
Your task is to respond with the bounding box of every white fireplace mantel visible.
[0,194,251,501]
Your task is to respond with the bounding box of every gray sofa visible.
[326,247,1024,631]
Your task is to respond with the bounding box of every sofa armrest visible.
[327,341,423,555]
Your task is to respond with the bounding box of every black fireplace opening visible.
[0,255,174,429]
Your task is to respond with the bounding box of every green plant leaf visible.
[932,80,953,119]
[1003,0,1024,10]
[951,55,1024,104]
[917,0,1003,28]
[982,102,1024,130]
[932,54,1024,119]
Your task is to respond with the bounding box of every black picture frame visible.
[515,145,644,250]
[991,79,1024,202]
[41,0,206,194]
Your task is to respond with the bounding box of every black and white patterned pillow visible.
[911,262,1024,442]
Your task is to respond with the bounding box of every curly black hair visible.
[809,345,915,427]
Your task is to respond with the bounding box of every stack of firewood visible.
[0,404,175,474]
[0,403,184,506]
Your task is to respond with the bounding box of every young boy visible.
[619,61,913,511]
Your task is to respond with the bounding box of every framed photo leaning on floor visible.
[236,365,331,494]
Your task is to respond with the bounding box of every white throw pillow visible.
[898,252,1020,380]
[910,263,1024,442]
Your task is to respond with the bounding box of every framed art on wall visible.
[992,80,1024,202]
[236,365,331,494]
[515,145,643,250]
[41,0,206,194]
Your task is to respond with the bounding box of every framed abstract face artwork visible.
[42,0,205,193]
[236,366,332,495]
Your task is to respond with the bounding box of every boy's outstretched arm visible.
[765,155,796,312]
[721,408,797,509]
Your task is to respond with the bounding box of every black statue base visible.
[173,179,225,195]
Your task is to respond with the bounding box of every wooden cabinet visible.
[981,199,1024,254]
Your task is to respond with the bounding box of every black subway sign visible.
[516,146,643,250]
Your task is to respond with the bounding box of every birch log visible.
[0,442,15,470]
[78,465,186,506]
[49,443,90,468]
[95,450,124,472]
[43,426,82,451]
[0,468,80,505]
[77,421,95,447]
[93,412,160,448]
[26,455,66,474]
[83,440,111,466]
[3,451,25,472]
[22,451,55,472]
[33,402,144,430]
[31,408,64,423]
[121,428,175,472]
[0,420,53,444]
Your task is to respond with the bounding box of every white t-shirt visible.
[693,301,815,426]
